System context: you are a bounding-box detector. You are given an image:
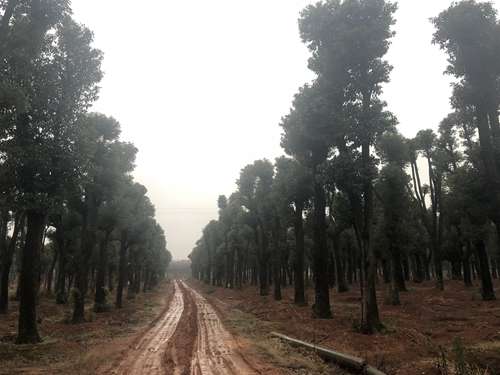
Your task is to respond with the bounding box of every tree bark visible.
[474,239,495,301]
[293,202,306,305]
[72,193,98,323]
[312,168,332,319]
[256,225,269,296]
[94,230,110,312]
[115,229,128,308]
[332,233,348,293]
[360,140,381,333]
[0,211,10,314]
[55,220,67,304]
[17,210,45,344]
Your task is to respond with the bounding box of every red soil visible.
[190,279,500,375]
[0,281,174,374]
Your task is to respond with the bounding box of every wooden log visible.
[270,331,387,375]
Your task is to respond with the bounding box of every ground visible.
[190,278,500,374]
[0,280,337,374]
[2,279,497,374]
[0,283,174,374]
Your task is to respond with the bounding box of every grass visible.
[225,308,347,374]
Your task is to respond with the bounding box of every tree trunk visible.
[256,225,269,296]
[272,217,282,301]
[474,239,495,301]
[360,140,381,333]
[94,230,110,312]
[312,169,332,319]
[393,248,407,292]
[72,194,98,323]
[108,264,114,292]
[115,230,128,308]
[332,234,348,293]
[385,249,400,306]
[463,247,473,288]
[45,249,58,294]
[17,210,45,344]
[55,222,67,304]
[294,202,306,305]
[0,211,10,314]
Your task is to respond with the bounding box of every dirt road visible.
[114,280,258,375]
[114,280,185,374]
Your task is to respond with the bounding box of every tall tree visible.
[299,0,397,331]
[237,160,274,296]
[280,83,335,318]
[0,3,102,343]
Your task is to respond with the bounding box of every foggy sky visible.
[70,0,498,260]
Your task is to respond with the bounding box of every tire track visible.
[163,282,198,375]
[181,281,258,375]
[114,280,185,375]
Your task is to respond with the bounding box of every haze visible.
[69,0,488,260]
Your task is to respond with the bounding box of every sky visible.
[69,0,499,260]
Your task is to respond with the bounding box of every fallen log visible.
[270,332,386,375]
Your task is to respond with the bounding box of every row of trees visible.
[0,0,171,344]
[190,0,500,334]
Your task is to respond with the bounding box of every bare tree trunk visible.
[294,202,306,305]
[94,230,110,312]
[72,194,97,323]
[17,210,45,344]
[312,166,332,319]
[360,140,381,333]
[474,239,495,301]
[115,230,128,308]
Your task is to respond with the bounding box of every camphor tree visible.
[376,131,411,305]
[0,2,102,342]
[280,82,336,318]
[433,0,500,262]
[273,156,312,305]
[0,0,171,344]
[237,160,274,296]
[299,0,397,331]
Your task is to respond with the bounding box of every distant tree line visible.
[0,0,172,344]
[190,0,500,334]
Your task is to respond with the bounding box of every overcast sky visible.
[69,0,499,260]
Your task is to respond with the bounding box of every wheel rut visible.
[114,280,184,374]
[112,280,259,374]
[181,281,258,375]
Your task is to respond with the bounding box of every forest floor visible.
[0,281,174,374]
[189,278,500,375]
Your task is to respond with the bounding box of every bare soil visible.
[189,279,500,375]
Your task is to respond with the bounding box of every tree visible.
[376,131,411,305]
[299,0,397,331]
[71,114,136,321]
[0,3,102,343]
[237,160,274,296]
[280,83,335,318]
[273,156,312,305]
[433,0,500,262]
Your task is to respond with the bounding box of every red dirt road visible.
[114,280,185,374]
[113,280,259,375]
[187,282,257,375]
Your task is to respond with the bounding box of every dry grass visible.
[224,308,347,375]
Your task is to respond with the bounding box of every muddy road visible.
[113,280,259,375]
